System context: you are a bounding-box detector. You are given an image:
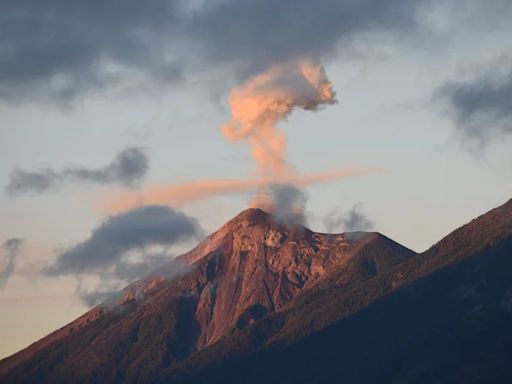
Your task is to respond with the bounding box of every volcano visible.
[1,199,512,384]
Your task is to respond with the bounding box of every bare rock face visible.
[3,200,512,384]
[0,208,414,382]
[173,208,365,348]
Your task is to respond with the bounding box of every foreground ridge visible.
[1,199,512,384]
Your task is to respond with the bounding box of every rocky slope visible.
[167,198,512,384]
[2,199,511,384]
[0,208,415,383]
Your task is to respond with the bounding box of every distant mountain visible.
[1,199,511,384]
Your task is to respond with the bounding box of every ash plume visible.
[222,59,336,177]
[0,238,24,290]
[251,184,308,226]
[220,58,337,220]
[102,166,379,213]
[324,203,375,233]
[6,147,148,195]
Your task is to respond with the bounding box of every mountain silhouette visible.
[1,199,512,384]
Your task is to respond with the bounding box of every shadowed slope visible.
[166,199,512,384]
[0,209,415,383]
[3,199,510,384]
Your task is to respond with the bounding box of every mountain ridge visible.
[0,207,415,383]
[166,198,512,383]
[1,199,511,383]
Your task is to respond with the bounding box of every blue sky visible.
[1,0,512,358]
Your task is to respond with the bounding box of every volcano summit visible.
[1,200,512,384]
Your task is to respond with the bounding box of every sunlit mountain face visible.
[1,2,512,383]
[1,199,512,383]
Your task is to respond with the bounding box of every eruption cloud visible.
[101,166,380,214]
[250,184,307,226]
[99,60,378,218]
[222,59,336,177]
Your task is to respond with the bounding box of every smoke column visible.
[222,58,337,178]
[100,60,381,216]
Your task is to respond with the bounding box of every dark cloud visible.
[6,146,148,195]
[0,238,24,290]
[44,205,201,307]
[435,62,512,145]
[252,184,308,226]
[324,203,375,233]
[190,0,422,73]
[0,0,430,104]
[45,205,201,276]
[0,1,183,104]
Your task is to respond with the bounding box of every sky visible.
[1,0,512,359]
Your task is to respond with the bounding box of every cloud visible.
[76,288,117,308]
[0,1,183,104]
[251,184,308,226]
[190,0,422,69]
[73,253,182,307]
[0,238,24,290]
[74,255,189,307]
[101,166,380,213]
[0,0,430,104]
[324,203,375,233]
[46,205,200,275]
[6,147,148,195]
[435,58,512,145]
[44,205,201,306]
